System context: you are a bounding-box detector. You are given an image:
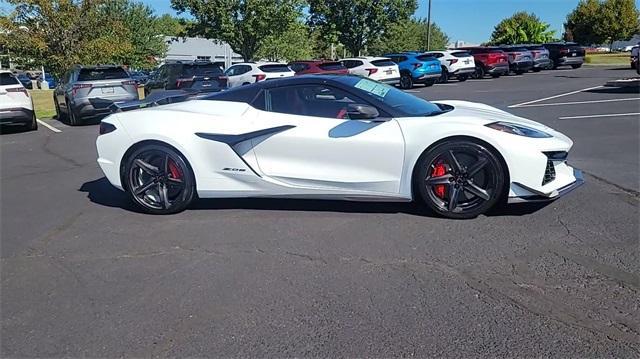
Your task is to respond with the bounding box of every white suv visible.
[0,71,37,131]
[341,57,400,85]
[224,62,294,88]
[424,50,476,83]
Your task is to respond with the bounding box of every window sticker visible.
[354,78,391,98]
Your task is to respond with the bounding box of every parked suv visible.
[288,60,349,75]
[423,50,475,83]
[460,47,509,78]
[54,65,137,125]
[0,70,37,131]
[224,62,294,88]
[145,61,227,95]
[522,44,551,71]
[341,57,400,85]
[498,46,534,74]
[543,42,585,69]
[384,52,441,88]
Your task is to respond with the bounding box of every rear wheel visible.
[515,70,525,75]
[54,97,65,121]
[415,140,506,219]
[550,59,557,69]
[439,67,449,83]
[457,74,468,82]
[491,74,501,78]
[571,64,582,69]
[28,112,38,131]
[125,144,196,214]
[399,72,413,89]
[473,66,485,79]
[424,79,436,87]
[532,67,542,72]
[68,106,80,126]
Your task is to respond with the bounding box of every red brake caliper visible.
[168,159,182,180]
[432,162,447,199]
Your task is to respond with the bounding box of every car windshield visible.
[318,62,345,71]
[183,64,223,77]
[416,55,437,61]
[0,73,20,85]
[346,77,444,117]
[78,67,129,81]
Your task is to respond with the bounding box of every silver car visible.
[54,65,138,125]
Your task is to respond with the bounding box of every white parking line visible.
[508,85,604,108]
[37,119,62,133]
[559,112,640,120]
[403,90,421,93]
[514,97,640,108]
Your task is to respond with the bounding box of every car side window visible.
[225,65,238,76]
[265,84,372,119]
[289,63,306,73]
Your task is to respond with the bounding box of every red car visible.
[288,60,349,75]
[458,47,509,78]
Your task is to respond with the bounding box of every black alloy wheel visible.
[125,144,195,214]
[399,73,413,89]
[439,67,449,83]
[416,140,506,219]
[474,66,485,79]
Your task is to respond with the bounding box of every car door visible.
[250,83,405,195]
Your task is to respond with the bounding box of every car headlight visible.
[485,121,552,138]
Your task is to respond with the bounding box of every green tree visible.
[308,0,417,57]
[171,0,302,61]
[156,14,187,37]
[368,19,449,54]
[600,0,640,50]
[564,0,606,45]
[489,12,555,45]
[256,20,314,61]
[1,0,166,76]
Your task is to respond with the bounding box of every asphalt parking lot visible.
[1,66,638,357]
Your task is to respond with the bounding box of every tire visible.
[439,67,449,83]
[28,112,38,131]
[424,79,436,87]
[473,66,485,79]
[550,59,558,69]
[457,74,468,82]
[571,64,582,69]
[54,96,65,121]
[68,105,80,126]
[515,70,525,75]
[124,144,196,214]
[399,72,413,89]
[415,139,506,219]
[532,67,542,72]
[491,74,501,78]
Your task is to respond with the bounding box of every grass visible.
[28,89,56,119]
[585,52,631,66]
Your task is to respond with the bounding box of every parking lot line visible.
[36,119,62,133]
[514,97,640,108]
[508,85,604,108]
[559,112,640,120]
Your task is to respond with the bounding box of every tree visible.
[600,0,640,50]
[489,12,555,45]
[171,0,302,61]
[564,0,607,45]
[1,0,167,76]
[156,14,188,37]
[308,0,417,57]
[368,19,449,54]
[565,0,639,48]
[256,20,314,61]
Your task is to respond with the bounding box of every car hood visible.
[435,100,554,131]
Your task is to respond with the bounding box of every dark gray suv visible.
[54,65,138,125]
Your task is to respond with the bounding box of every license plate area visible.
[101,87,115,94]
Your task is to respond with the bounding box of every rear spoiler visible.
[109,89,213,112]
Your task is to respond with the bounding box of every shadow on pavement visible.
[80,177,551,218]
[585,86,640,94]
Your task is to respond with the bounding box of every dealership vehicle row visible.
[1,42,591,129]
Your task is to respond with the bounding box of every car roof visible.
[342,56,390,61]
[289,60,339,64]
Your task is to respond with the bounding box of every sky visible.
[142,0,640,44]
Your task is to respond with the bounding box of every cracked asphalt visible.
[1,66,638,357]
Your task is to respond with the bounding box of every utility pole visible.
[426,0,432,51]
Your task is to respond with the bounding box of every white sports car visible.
[96,75,583,218]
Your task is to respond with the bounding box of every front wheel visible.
[399,73,413,89]
[491,74,501,78]
[415,140,506,219]
[439,67,449,83]
[532,67,542,72]
[473,66,485,79]
[124,144,196,214]
[571,64,582,69]
[457,74,468,82]
[423,79,436,87]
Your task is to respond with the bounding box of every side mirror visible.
[347,103,379,120]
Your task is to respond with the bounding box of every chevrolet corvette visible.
[96,75,583,218]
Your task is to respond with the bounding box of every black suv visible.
[145,61,227,95]
[543,42,585,69]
